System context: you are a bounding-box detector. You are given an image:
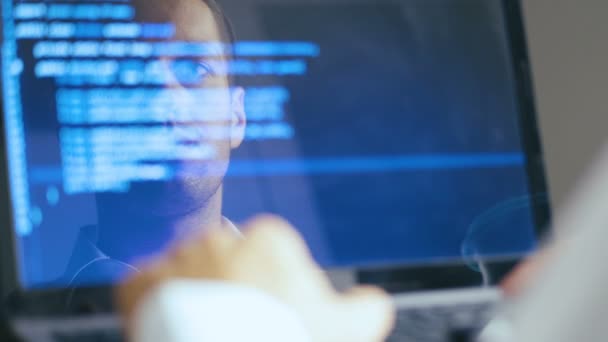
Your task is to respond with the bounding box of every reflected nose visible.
[163,106,198,145]
[158,61,195,129]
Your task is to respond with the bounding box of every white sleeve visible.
[480,145,608,342]
[132,280,312,342]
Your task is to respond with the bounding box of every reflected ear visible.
[230,86,246,149]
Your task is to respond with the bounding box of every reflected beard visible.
[122,175,224,218]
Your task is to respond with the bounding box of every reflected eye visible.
[170,60,214,85]
[196,62,213,79]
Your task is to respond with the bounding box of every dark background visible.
[223,0,535,267]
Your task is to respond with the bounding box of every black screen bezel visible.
[0,95,20,300]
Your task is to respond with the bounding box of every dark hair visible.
[202,0,237,85]
[132,0,235,48]
[203,0,236,46]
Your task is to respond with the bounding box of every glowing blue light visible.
[46,186,60,206]
[102,23,140,38]
[141,23,175,39]
[234,42,320,57]
[14,3,46,19]
[74,23,104,38]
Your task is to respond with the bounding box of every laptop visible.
[0,0,550,341]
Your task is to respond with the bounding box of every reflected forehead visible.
[134,0,222,42]
[170,0,222,42]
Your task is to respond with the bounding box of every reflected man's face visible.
[99,0,246,217]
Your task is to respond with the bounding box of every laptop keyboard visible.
[51,330,123,342]
[11,316,124,342]
[12,295,496,342]
[387,301,496,342]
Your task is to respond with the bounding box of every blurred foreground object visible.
[484,144,608,342]
[117,215,395,342]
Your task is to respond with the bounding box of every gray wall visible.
[522,1,608,210]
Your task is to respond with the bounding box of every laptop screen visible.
[1,0,545,289]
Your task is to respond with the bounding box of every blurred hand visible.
[117,215,395,342]
[501,243,559,297]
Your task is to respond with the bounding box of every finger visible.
[200,226,241,256]
[501,258,540,297]
[172,226,238,261]
[116,259,170,320]
[333,286,396,342]
[501,243,558,297]
[173,228,241,279]
[243,215,313,265]
[243,215,330,285]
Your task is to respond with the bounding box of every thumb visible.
[332,286,396,342]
